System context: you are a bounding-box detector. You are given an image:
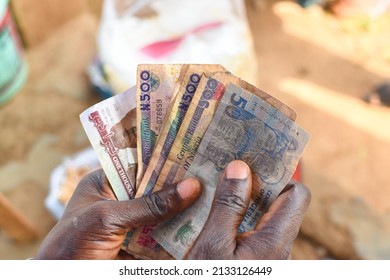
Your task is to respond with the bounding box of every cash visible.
[124,65,225,259]
[125,70,300,259]
[80,64,310,259]
[80,87,137,200]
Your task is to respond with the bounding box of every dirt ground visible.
[0,0,389,260]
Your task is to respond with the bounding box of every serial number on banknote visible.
[212,266,272,276]
[155,99,164,129]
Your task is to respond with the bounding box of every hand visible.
[35,169,201,259]
[186,160,311,259]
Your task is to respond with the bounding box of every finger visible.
[188,160,252,259]
[235,181,311,259]
[255,180,311,232]
[100,177,202,233]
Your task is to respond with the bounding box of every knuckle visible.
[144,192,170,220]
[214,188,246,212]
[85,202,126,232]
[88,203,113,226]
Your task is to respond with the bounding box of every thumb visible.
[187,161,251,259]
[107,178,202,232]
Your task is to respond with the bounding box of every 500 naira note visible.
[136,64,187,186]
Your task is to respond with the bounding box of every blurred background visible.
[0,0,390,260]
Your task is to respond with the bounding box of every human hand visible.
[186,160,311,259]
[35,169,201,259]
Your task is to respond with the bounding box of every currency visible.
[80,87,137,201]
[136,64,187,186]
[152,82,310,259]
[127,70,298,259]
[80,64,310,260]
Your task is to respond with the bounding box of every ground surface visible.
[0,0,389,260]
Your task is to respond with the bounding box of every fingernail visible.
[225,160,249,180]
[177,178,201,200]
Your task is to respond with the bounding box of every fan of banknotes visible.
[80,64,310,260]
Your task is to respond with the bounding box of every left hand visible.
[35,169,201,259]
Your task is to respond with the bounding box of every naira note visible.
[80,87,137,200]
[152,83,310,259]
[136,64,188,186]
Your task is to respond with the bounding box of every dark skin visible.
[35,160,310,260]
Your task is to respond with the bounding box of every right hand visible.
[186,160,311,259]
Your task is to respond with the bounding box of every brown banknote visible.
[136,64,188,187]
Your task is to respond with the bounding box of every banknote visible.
[152,82,310,259]
[80,87,137,201]
[127,71,297,259]
[136,64,188,186]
